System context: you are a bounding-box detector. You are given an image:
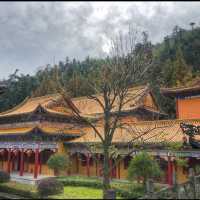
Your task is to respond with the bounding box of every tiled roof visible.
[69,118,200,144]
[0,94,73,118]
[72,85,160,116]
[161,85,200,97]
[0,123,82,136]
[0,127,33,135]
[0,85,160,118]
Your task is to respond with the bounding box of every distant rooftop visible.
[161,85,200,98]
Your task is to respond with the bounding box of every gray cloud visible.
[0,2,200,78]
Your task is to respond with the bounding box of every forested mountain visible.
[1,25,200,118]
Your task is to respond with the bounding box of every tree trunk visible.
[54,168,59,176]
[103,146,111,199]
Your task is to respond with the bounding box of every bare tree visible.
[53,26,169,198]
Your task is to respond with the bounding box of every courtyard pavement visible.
[10,172,54,185]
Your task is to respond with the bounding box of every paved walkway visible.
[10,172,54,185]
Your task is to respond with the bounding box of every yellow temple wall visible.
[41,164,54,176]
[119,161,128,179]
[177,97,200,119]
[57,142,65,154]
[1,161,8,171]
[69,156,129,180]
[176,165,188,184]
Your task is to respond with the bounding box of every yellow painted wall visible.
[176,165,188,184]
[118,160,128,180]
[69,155,129,180]
[57,142,65,154]
[41,164,54,175]
[1,161,7,171]
[177,97,200,119]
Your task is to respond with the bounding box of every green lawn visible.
[50,186,104,199]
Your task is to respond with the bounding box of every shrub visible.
[0,171,10,183]
[47,154,70,175]
[37,177,64,197]
[128,152,161,189]
[175,158,188,167]
[57,176,103,188]
[0,182,38,198]
[168,142,183,151]
[195,165,200,175]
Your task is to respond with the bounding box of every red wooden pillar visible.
[167,156,173,186]
[7,148,11,174]
[86,153,90,177]
[96,154,98,177]
[34,148,39,179]
[76,153,79,174]
[67,153,71,176]
[39,152,42,174]
[118,160,121,179]
[171,160,174,185]
[19,149,24,176]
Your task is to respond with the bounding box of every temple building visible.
[0,83,200,185]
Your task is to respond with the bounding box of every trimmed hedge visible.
[37,178,64,197]
[57,177,103,189]
[0,184,38,198]
[0,171,10,183]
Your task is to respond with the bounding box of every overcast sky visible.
[0,1,200,79]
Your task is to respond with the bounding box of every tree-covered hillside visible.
[1,25,200,118]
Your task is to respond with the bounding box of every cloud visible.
[0,2,200,78]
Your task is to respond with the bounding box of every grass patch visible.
[50,186,104,199]
[56,176,145,199]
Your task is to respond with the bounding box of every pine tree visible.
[173,46,192,87]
